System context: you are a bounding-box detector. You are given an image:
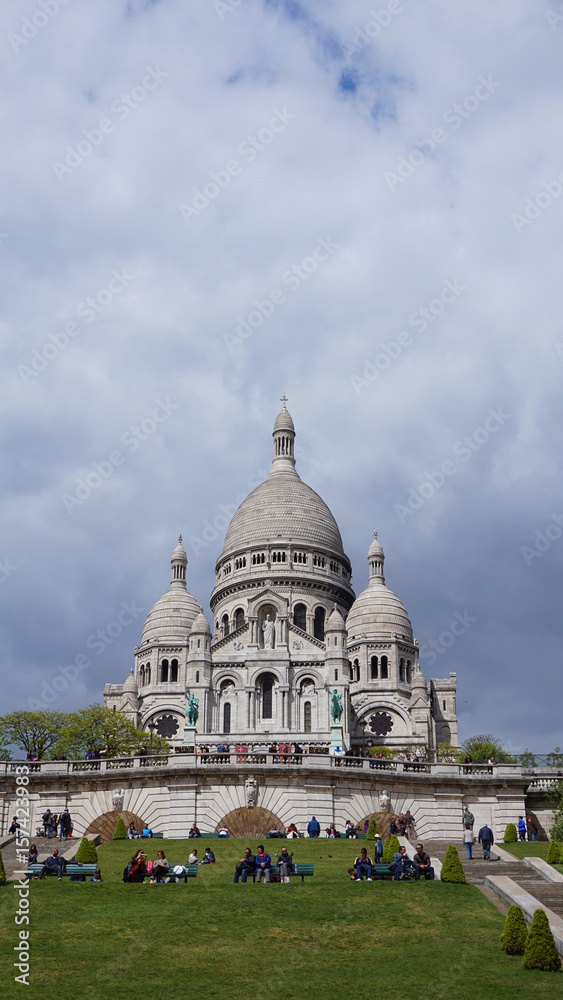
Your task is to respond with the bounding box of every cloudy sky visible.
[1,0,561,752]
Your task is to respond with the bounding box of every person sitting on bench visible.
[37,848,82,881]
[234,847,256,883]
[277,846,293,882]
[412,843,435,880]
[391,846,414,881]
[255,845,272,883]
[353,847,374,881]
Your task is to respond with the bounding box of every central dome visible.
[223,471,345,554]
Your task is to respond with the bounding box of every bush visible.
[500,905,528,954]
[75,837,98,865]
[0,847,6,886]
[503,823,517,843]
[440,845,467,883]
[382,834,400,863]
[381,837,392,863]
[366,817,379,840]
[112,817,127,840]
[522,908,562,971]
[546,840,561,865]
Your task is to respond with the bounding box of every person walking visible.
[463,825,473,859]
[307,816,320,838]
[478,822,494,860]
[517,816,526,841]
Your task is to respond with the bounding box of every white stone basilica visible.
[104,400,458,752]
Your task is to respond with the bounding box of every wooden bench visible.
[249,863,314,883]
[26,863,97,880]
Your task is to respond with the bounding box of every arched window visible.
[353,658,359,682]
[145,663,151,684]
[399,658,405,683]
[407,660,412,684]
[222,614,229,637]
[371,656,378,680]
[293,603,306,631]
[304,701,312,733]
[314,607,325,641]
[223,702,231,734]
[161,659,168,683]
[196,671,199,683]
[262,678,273,719]
[380,655,388,680]
[234,608,244,630]
[349,662,353,680]
[170,659,178,683]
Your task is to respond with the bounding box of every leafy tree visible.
[0,847,6,886]
[440,845,466,883]
[503,823,517,843]
[112,818,127,840]
[366,817,379,840]
[522,908,561,971]
[518,750,537,767]
[365,745,395,759]
[382,834,400,863]
[547,781,563,841]
[500,905,527,954]
[546,747,563,767]
[546,840,561,864]
[459,734,514,764]
[437,743,459,762]
[75,837,98,865]
[55,704,169,759]
[0,710,68,759]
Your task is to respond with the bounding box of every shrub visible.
[500,905,528,954]
[440,845,467,883]
[546,840,561,865]
[503,823,517,843]
[381,837,392,863]
[522,908,562,971]
[0,847,6,886]
[112,817,127,840]
[366,817,379,840]
[75,837,98,865]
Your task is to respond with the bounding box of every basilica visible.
[104,400,458,752]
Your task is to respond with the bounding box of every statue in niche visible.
[330,689,343,724]
[112,788,126,811]
[262,614,274,649]
[245,775,258,808]
[379,789,391,813]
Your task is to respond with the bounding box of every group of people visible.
[233,845,293,883]
[124,845,216,882]
[27,846,102,882]
[351,844,434,881]
[388,812,416,840]
[35,808,73,840]
[126,822,153,839]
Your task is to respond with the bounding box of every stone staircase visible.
[1,836,81,880]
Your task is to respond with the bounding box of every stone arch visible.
[84,810,146,843]
[217,806,285,839]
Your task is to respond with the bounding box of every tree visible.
[112,818,127,840]
[440,845,466,883]
[546,747,563,767]
[365,817,379,840]
[55,704,169,759]
[75,837,98,865]
[546,841,561,865]
[0,710,68,759]
[500,905,528,955]
[437,743,459,762]
[547,781,563,841]
[382,834,400,863]
[458,734,514,764]
[503,823,517,843]
[381,837,392,862]
[518,750,537,767]
[522,908,561,971]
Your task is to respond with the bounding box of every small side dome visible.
[326,605,346,630]
[273,402,295,434]
[172,534,188,564]
[190,609,212,635]
[368,530,384,559]
[122,668,138,693]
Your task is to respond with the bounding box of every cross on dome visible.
[280,394,288,409]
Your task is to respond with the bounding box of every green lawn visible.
[1,837,561,999]
[500,840,563,873]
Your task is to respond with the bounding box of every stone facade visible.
[104,400,457,752]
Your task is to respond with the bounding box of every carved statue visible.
[184,689,199,726]
[245,774,258,808]
[330,689,343,724]
[112,788,125,811]
[379,789,391,813]
[262,614,274,649]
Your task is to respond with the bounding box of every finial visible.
[178,533,183,544]
[280,394,288,409]
[373,529,378,539]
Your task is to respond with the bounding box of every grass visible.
[1,837,561,999]
[500,840,563,873]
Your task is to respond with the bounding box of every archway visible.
[357,812,393,840]
[84,810,146,843]
[217,806,285,838]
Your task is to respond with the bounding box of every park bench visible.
[26,863,97,880]
[153,863,198,884]
[249,863,314,883]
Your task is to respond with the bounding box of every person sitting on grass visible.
[125,850,148,882]
[255,845,272,883]
[391,846,415,881]
[277,846,293,883]
[151,850,170,883]
[412,843,435,880]
[188,848,199,864]
[141,825,152,838]
[233,847,255,883]
[89,868,103,882]
[201,847,216,864]
[188,823,200,838]
[127,823,138,840]
[218,825,229,837]
[354,847,374,881]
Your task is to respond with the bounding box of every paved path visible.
[1,836,80,880]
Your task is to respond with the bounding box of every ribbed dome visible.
[123,669,138,693]
[141,587,201,644]
[346,582,413,641]
[273,407,295,433]
[222,470,345,554]
[190,609,211,635]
